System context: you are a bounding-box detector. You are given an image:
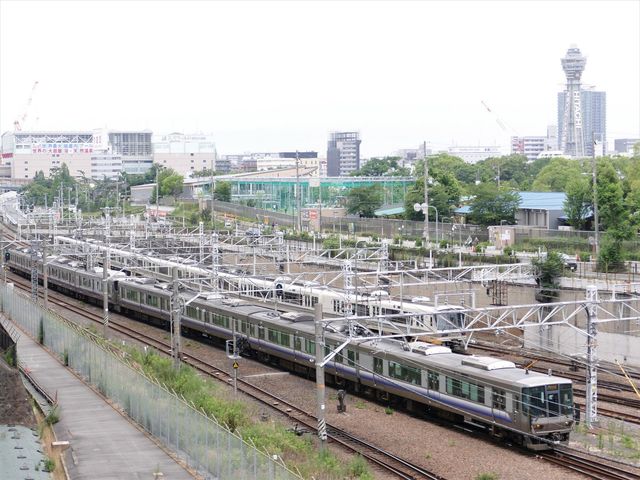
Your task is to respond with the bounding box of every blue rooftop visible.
[517,191,566,210]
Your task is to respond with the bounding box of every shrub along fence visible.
[0,284,299,480]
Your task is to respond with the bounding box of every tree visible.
[531,158,582,191]
[563,177,591,230]
[160,174,184,201]
[214,181,232,202]
[477,154,529,189]
[596,159,626,231]
[350,157,407,177]
[533,252,563,302]
[467,185,520,226]
[346,185,383,217]
[404,158,462,221]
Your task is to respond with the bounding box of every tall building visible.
[557,46,606,158]
[327,132,361,176]
[152,133,218,175]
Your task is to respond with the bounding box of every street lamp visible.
[414,203,438,245]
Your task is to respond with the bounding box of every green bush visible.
[415,238,423,248]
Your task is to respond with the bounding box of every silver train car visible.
[7,248,574,450]
[53,236,468,347]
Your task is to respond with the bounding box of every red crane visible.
[14,81,39,131]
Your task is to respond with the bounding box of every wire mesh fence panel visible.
[0,285,300,480]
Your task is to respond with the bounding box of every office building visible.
[327,132,361,176]
[557,46,606,157]
[545,125,558,151]
[510,136,546,161]
[94,129,153,174]
[614,138,639,155]
[91,153,122,180]
[153,133,218,175]
[1,131,94,179]
[447,145,501,164]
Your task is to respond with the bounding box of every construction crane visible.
[480,100,511,133]
[14,81,39,131]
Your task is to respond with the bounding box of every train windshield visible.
[523,384,573,417]
[436,312,465,330]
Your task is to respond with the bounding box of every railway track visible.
[8,275,444,480]
[541,449,639,480]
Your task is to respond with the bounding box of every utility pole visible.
[210,156,216,230]
[592,132,599,257]
[314,303,327,448]
[171,266,181,368]
[30,240,38,301]
[296,151,302,232]
[423,141,430,245]
[43,241,48,310]
[102,248,109,336]
[155,167,160,221]
[585,285,598,427]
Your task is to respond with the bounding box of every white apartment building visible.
[91,153,122,180]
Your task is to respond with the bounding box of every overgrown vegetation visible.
[3,344,16,367]
[126,348,373,478]
[45,406,60,425]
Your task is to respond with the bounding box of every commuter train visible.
[53,236,468,347]
[7,248,574,450]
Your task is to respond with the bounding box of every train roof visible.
[368,339,571,387]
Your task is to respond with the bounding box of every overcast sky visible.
[1,0,638,157]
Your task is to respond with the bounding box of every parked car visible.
[559,253,578,271]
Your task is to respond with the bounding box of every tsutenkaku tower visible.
[560,45,587,158]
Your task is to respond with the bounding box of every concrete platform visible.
[15,326,193,480]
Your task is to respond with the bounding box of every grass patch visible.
[45,406,60,425]
[384,406,394,415]
[476,474,498,480]
[126,348,373,478]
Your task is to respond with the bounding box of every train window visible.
[126,289,138,302]
[186,306,198,319]
[258,325,265,339]
[294,337,302,351]
[347,350,359,367]
[492,388,506,410]
[147,294,159,307]
[559,384,573,416]
[389,361,421,385]
[305,339,316,355]
[427,370,439,391]
[373,357,383,374]
[447,377,485,404]
[522,386,546,417]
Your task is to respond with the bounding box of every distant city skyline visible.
[1,1,638,158]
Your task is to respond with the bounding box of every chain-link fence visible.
[0,285,300,480]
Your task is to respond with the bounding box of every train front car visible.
[518,376,574,450]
